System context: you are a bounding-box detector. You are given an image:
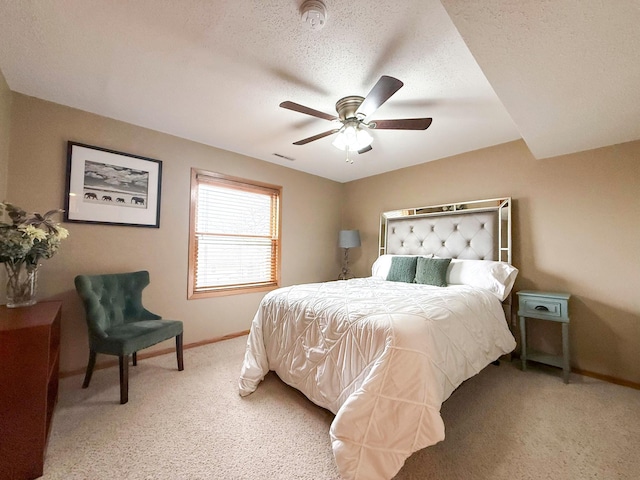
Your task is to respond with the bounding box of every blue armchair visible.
[74,271,184,404]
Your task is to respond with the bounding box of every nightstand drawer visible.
[520,298,563,317]
[517,291,570,322]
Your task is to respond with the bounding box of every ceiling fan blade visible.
[280,101,337,121]
[355,76,404,118]
[370,118,433,130]
[358,145,373,154]
[292,129,341,145]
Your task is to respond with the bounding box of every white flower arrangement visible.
[0,202,69,269]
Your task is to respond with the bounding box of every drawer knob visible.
[534,305,549,311]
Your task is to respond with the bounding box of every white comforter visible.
[239,277,516,480]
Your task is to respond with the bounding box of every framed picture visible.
[64,142,162,228]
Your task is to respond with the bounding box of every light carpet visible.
[43,336,640,479]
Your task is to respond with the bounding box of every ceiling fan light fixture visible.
[332,122,373,151]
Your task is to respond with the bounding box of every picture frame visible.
[64,142,162,228]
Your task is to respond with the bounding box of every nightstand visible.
[517,291,571,383]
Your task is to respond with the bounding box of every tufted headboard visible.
[379,197,512,263]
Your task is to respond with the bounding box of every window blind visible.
[192,174,280,294]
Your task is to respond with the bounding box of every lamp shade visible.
[338,229,361,249]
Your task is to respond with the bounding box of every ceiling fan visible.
[280,75,432,162]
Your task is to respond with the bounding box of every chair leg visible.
[132,351,137,366]
[176,333,184,371]
[82,350,97,388]
[119,354,129,404]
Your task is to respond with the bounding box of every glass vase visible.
[5,261,38,308]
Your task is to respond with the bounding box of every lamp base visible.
[338,248,353,280]
[338,268,353,280]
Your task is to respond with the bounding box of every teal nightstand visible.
[517,290,571,383]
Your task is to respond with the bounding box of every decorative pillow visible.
[372,254,433,279]
[386,256,418,283]
[446,259,519,301]
[415,257,452,287]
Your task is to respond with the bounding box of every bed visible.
[239,198,518,480]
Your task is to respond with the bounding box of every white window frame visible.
[188,169,281,298]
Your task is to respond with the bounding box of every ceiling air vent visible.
[272,153,295,161]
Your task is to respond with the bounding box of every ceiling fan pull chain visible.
[345,146,353,164]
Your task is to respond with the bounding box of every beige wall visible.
[343,139,640,384]
[7,93,344,373]
[0,68,10,204]
[5,88,640,385]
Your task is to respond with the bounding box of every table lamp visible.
[338,229,361,280]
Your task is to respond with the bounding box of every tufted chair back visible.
[74,271,161,344]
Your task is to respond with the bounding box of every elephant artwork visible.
[66,143,160,227]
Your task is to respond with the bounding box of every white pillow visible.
[446,259,518,301]
[371,254,433,280]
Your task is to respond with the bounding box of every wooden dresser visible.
[0,301,62,480]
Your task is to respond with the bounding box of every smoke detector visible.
[300,0,327,31]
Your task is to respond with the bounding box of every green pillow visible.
[415,257,452,287]
[386,256,418,283]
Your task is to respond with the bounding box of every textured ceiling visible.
[442,0,640,160]
[0,1,637,183]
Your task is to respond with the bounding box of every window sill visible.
[188,284,279,299]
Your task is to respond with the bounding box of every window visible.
[188,169,281,298]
